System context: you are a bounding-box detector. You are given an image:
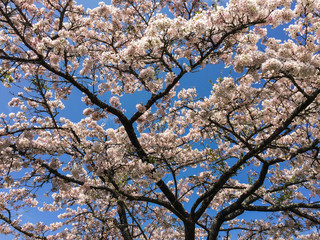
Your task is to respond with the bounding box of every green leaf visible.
[0,70,15,84]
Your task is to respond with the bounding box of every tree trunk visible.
[207,227,219,240]
[184,222,195,240]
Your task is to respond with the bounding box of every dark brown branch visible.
[192,87,320,221]
[0,213,47,240]
[207,162,270,239]
[243,203,320,212]
[116,201,133,240]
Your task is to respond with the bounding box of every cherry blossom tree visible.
[1,0,320,239]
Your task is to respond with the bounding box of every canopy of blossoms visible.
[0,0,320,239]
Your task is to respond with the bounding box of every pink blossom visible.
[109,96,120,107]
